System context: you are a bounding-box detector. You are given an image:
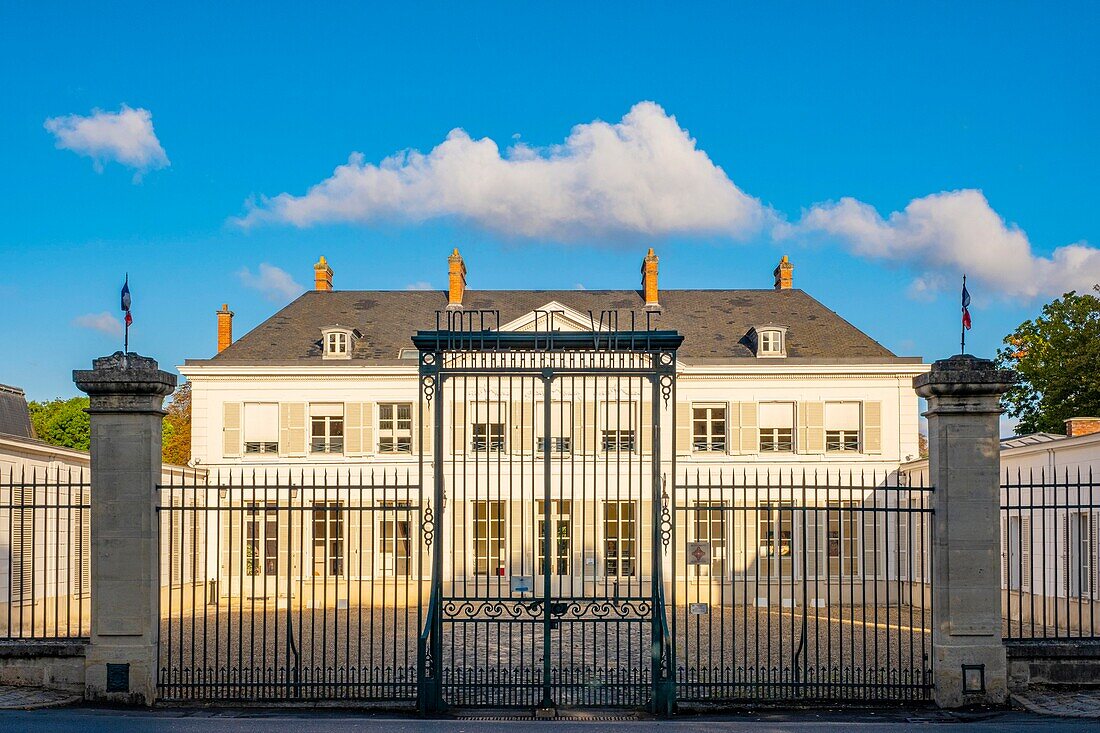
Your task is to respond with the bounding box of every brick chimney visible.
[641,248,660,311]
[774,255,793,290]
[216,303,234,354]
[314,256,333,292]
[1064,417,1100,438]
[447,248,466,309]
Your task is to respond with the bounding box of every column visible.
[74,352,176,705]
[914,354,1015,708]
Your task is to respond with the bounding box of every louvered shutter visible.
[514,401,532,453]
[675,402,691,455]
[1092,513,1099,599]
[582,401,597,454]
[12,485,32,603]
[452,401,466,454]
[727,401,741,455]
[280,402,307,456]
[345,403,363,455]
[863,401,882,454]
[640,398,653,454]
[420,401,431,455]
[1001,518,1009,587]
[76,489,90,598]
[800,401,825,453]
[223,402,242,458]
[362,402,374,455]
[1021,517,1031,590]
[740,403,759,453]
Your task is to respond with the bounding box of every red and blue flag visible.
[961,278,971,331]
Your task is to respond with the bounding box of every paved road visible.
[1,708,1097,733]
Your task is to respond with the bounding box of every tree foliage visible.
[996,288,1100,435]
[162,381,192,466]
[28,381,191,465]
[28,397,91,450]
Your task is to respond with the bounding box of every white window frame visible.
[759,402,795,452]
[472,500,507,577]
[692,404,727,452]
[825,402,862,453]
[378,402,413,454]
[603,500,638,578]
[310,404,345,454]
[243,402,280,455]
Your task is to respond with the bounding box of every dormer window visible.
[760,330,782,355]
[320,326,358,359]
[327,332,347,354]
[750,325,788,358]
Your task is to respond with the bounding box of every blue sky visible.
[1,2,1097,406]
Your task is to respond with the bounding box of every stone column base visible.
[933,642,1008,708]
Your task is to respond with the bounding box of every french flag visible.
[961,277,971,331]
[121,277,133,327]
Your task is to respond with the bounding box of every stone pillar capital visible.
[913,354,1015,401]
[74,352,177,414]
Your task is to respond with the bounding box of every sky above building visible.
[1,2,1097,408]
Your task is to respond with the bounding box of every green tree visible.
[996,288,1100,435]
[28,397,91,450]
[161,381,192,465]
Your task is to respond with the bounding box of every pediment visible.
[499,301,594,332]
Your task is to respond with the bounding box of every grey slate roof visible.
[190,289,919,366]
[0,384,34,438]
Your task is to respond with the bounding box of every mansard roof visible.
[190,289,919,366]
[0,384,34,439]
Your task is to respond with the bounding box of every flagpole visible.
[961,274,967,355]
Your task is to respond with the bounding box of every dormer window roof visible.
[320,326,359,359]
[749,325,788,358]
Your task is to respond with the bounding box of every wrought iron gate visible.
[415,314,680,713]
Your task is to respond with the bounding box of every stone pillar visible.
[914,354,1015,708]
[74,352,176,705]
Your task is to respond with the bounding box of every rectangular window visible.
[536,401,572,454]
[537,500,572,575]
[310,404,344,454]
[692,405,726,452]
[473,500,506,576]
[602,401,636,452]
[312,501,344,576]
[243,403,279,454]
[693,501,727,577]
[378,501,412,576]
[826,501,859,577]
[472,423,505,452]
[604,501,637,577]
[1069,512,1093,598]
[758,501,794,577]
[759,402,794,452]
[245,502,279,577]
[378,403,413,454]
[471,402,506,453]
[825,402,861,453]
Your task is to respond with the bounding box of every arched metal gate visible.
[415,315,680,713]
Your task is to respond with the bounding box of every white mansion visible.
[176,251,928,598]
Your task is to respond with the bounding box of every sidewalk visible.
[1012,687,1100,719]
[0,684,79,710]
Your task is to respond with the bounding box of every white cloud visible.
[238,263,306,302]
[73,312,123,338]
[237,102,767,240]
[788,190,1100,298]
[45,105,169,178]
[405,281,434,291]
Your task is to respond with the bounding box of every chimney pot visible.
[314,256,333,292]
[447,248,467,309]
[641,248,661,311]
[216,304,234,354]
[1064,417,1100,438]
[774,255,793,290]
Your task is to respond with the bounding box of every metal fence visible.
[0,466,91,640]
[1001,468,1099,641]
[157,468,425,702]
[672,469,934,704]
